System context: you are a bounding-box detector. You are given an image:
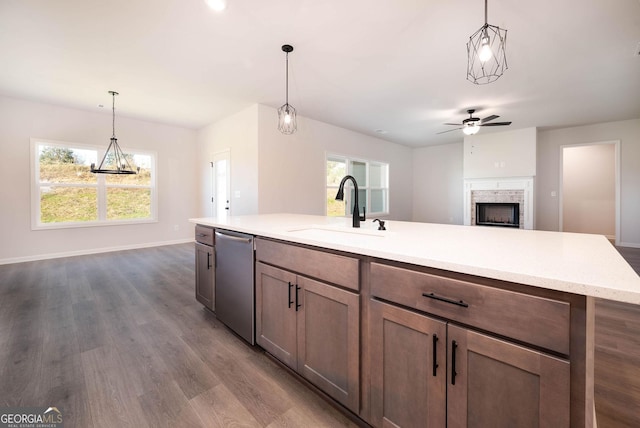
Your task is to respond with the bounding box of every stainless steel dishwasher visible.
[214,229,255,345]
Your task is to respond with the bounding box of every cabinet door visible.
[296,276,360,413]
[255,262,297,369]
[370,299,447,428]
[447,324,570,428]
[195,242,214,310]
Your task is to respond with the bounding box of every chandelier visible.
[91,91,137,174]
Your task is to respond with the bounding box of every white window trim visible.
[30,138,158,230]
[326,152,389,217]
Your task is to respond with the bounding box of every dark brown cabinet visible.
[255,262,297,368]
[256,261,360,413]
[191,229,591,427]
[195,226,214,310]
[369,262,572,428]
[447,325,569,428]
[370,299,446,428]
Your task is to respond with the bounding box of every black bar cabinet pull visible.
[295,285,301,311]
[451,340,458,385]
[207,252,211,269]
[288,282,294,308]
[422,292,469,308]
[432,334,439,376]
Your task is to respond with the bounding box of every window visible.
[326,154,389,217]
[31,138,156,229]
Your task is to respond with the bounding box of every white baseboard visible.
[0,238,194,265]
[618,241,640,249]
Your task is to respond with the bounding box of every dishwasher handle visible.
[215,230,253,243]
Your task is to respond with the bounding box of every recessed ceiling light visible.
[205,0,227,11]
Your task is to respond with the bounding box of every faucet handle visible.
[359,206,366,221]
[373,218,386,230]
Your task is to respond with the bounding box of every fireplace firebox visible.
[476,203,520,228]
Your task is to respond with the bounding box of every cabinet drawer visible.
[370,263,570,355]
[255,238,359,291]
[195,225,214,246]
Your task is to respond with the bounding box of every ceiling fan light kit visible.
[277,44,297,135]
[91,91,137,175]
[438,109,512,135]
[462,122,480,135]
[467,0,508,85]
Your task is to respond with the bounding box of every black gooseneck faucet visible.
[335,175,366,228]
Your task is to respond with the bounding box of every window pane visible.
[349,189,367,214]
[105,154,152,185]
[371,189,388,213]
[327,188,345,217]
[40,187,97,223]
[370,163,388,188]
[327,159,347,186]
[107,188,152,220]
[39,145,96,184]
[350,161,367,187]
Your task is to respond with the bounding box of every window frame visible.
[326,153,389,218]
[30,138,158,230]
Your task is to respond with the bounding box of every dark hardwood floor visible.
[0,244,357,428]
[594,246,640,428]
[1,243,639,427]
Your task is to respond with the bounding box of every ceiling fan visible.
[437,109,512,135]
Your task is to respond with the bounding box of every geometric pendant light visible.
[91,91,137,174]
[466,0,508,85]
[277,44,297,135]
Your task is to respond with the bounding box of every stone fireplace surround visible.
[464,177,534,230]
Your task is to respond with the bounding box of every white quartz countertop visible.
[189,214,640,305]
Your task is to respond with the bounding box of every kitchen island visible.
[190,214,640,428]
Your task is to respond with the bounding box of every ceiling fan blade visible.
[480,122,512,127]
[481,115,499,124]
[443,123,463,126]
[436,127,463,134]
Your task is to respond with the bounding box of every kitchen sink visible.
[286,224,388,240]
[287,224,387,236]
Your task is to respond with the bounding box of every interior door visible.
[211,150,231,218]
[560,142,618,242]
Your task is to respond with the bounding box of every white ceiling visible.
[1,0,639,147]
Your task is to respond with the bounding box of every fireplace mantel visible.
[464,177,534,230]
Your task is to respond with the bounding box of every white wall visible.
[463,127,537,179]
[256,104,414,220]
[537,118,640,247]
[562,144,616,237]
[195,104,259,217]
[412,142,463,224]
[0,95,198,263]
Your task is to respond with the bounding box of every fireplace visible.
[464,178,533,229]
[476,203,520,228]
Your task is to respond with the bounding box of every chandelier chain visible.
[112,92,116,138]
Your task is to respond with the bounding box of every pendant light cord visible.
[484,0,488,25]
[285,52,289,105]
